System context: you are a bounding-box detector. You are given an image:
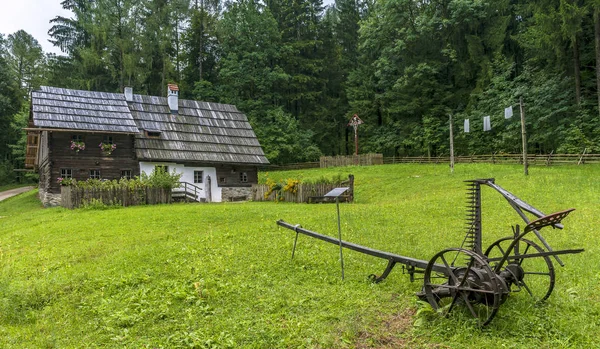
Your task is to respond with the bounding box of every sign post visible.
[324,187,350,280]
[347,114,364,156]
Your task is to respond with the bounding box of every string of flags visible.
[463,105,515,133]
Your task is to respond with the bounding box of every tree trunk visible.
[118,5,124,92]
[573,36,581,105]
[199,24,204,81]
[595,7,600,116]
[176,17,181,81]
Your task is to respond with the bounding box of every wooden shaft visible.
[519,97,528,175]
[449,114,454,173]
[354,126,358,156]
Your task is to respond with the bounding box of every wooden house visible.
[26,85,269,206]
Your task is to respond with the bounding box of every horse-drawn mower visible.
[277,179,583,326]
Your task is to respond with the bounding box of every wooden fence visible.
[61,186,172,209]
[260,153,600,172]
[252,175,354,203]
[382,153,600,165]
[320,153,383,168]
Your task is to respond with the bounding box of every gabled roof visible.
[31,86,139,133]
[29,86,269,165]
[130,94,268,165]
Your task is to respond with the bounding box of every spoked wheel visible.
[423,248,504,327]
[485,237,555,301]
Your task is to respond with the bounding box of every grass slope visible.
[0,164,599,348]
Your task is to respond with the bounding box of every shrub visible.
[140,168,182,189]
[57,169,182,191]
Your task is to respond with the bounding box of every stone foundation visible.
[221,187,252,202]
[39,187,61,207]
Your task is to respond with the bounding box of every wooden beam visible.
[23,127,139,135]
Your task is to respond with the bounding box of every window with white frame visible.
[239,172,248,183]
[89,169,101,179]
[194,171,203,184]
[121,170,132,179]
[103,135,113,144]
[60,168,73,178]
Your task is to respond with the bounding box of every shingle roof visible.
[31,86,139,133]
[30,86,269,165]
[129,94,269,165]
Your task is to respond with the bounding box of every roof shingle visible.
[30,86,269,165]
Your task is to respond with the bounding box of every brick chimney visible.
[167,84,179,115]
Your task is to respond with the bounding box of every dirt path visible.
[0,186,35,202]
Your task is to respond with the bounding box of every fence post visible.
[546,151,553,166]
[578,148,587,165]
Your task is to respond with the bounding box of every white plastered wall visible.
[139,162,222,202]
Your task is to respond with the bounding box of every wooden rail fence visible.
[259,154,383,171]
[382,153,600,165]
[61,186,172,209]
[260,153,600,172]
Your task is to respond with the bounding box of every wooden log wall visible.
[61,186,172,209]
[48,132,139,194]
[215,165,258,187]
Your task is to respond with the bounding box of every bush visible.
[140,168,182,189]
[59,168,182,191]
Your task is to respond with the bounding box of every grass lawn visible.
[0,163,599,348]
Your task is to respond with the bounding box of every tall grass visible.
[0,164,598,348]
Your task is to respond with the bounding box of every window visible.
[103,135,113,144]
[72,135,83,142]
[146,130,161,138]
[121,170,132,179]
[239,172,248,183]
[194,171,203,184]
[155,165,169,174]
[60,168,72,178]
[89,169,101,179]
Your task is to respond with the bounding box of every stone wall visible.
[221,186,252,202]
[39,187,61,207]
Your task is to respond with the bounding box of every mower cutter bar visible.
[277,219,448,275]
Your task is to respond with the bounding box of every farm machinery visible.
[277,178,584,326]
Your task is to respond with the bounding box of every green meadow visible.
[0,163,598,348]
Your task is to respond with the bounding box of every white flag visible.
[483,116,491,131]
[504,106,513,119]
[464,119,470,133]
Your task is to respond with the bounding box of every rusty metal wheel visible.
[485,237,555,301]
[423,248,503,327]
